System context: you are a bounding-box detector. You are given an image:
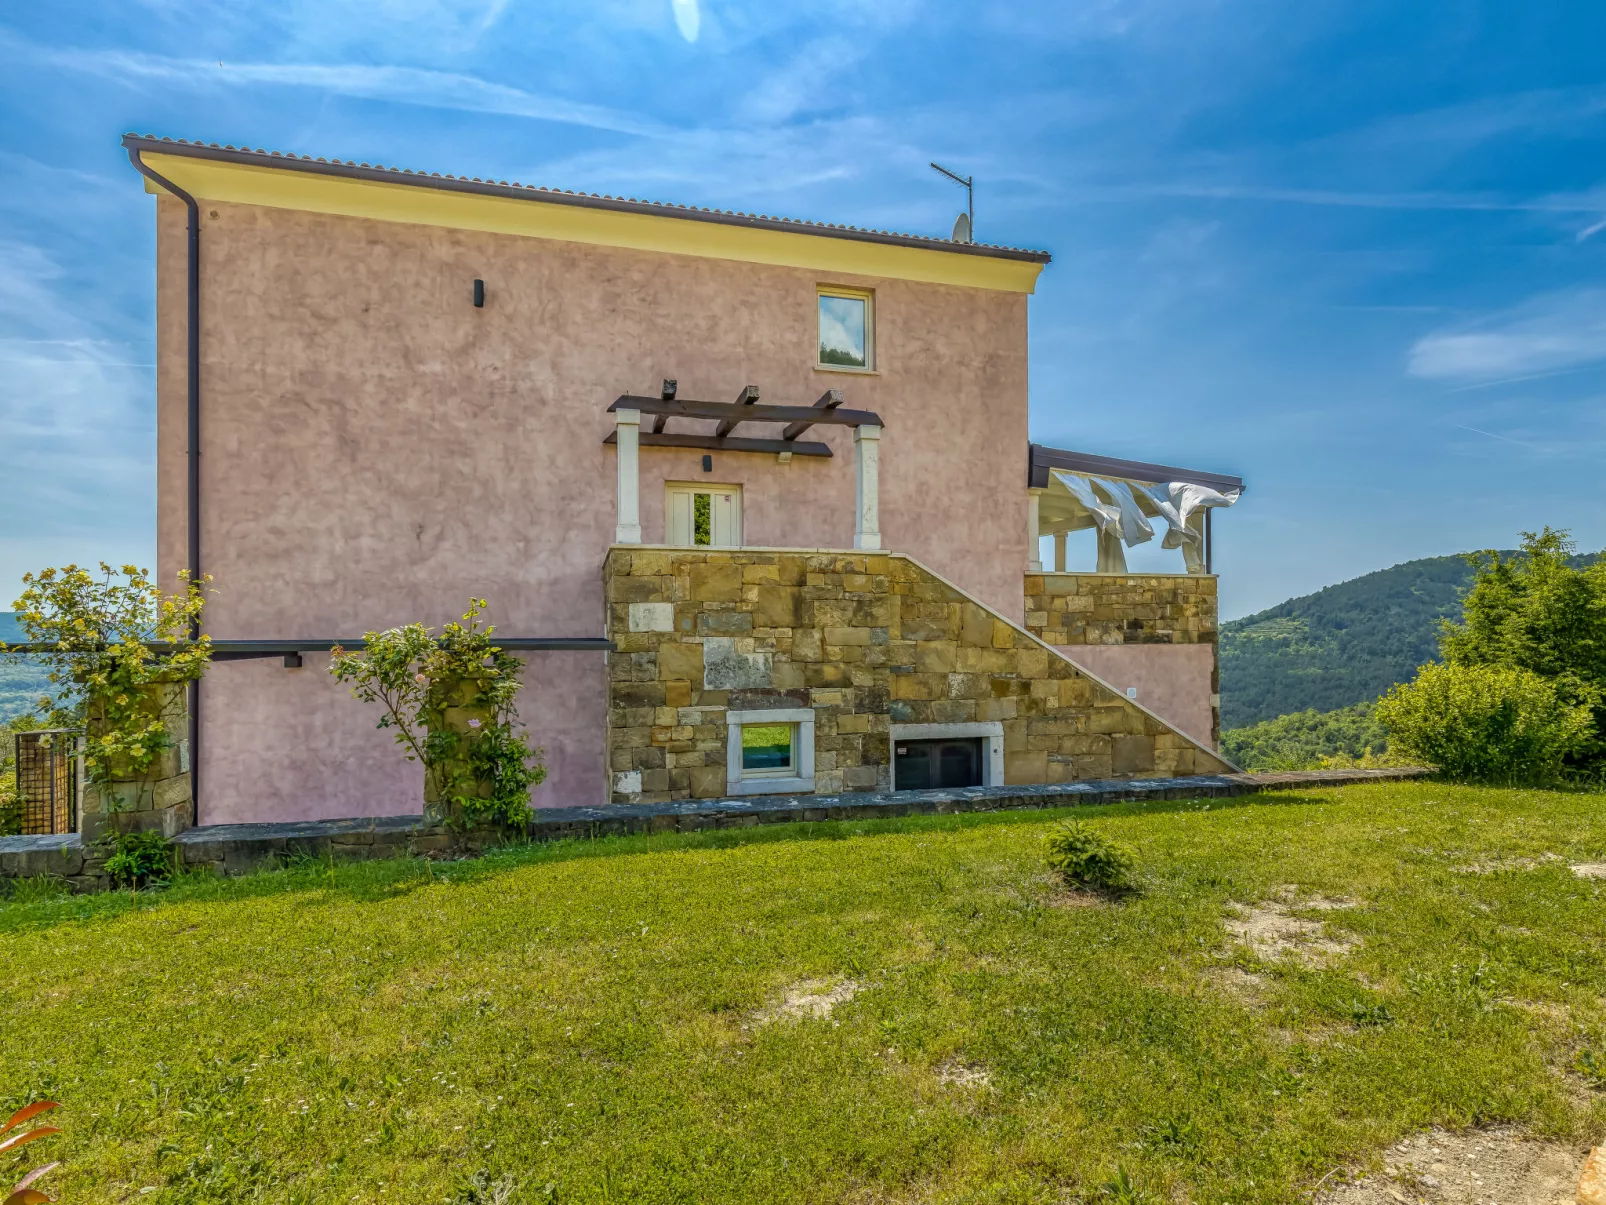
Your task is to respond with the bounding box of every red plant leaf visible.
[0,1129,60,1157]
[12,1163,58,1192]
[0,1105,57,1137]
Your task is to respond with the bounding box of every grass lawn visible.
[4,781,1605,1204]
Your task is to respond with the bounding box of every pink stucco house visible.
[123,134,1242,826]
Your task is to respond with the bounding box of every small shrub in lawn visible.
[1044,820,1135,893]
[102,829,175,890]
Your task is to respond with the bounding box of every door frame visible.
[664,481,744,548]
[889,721,1005,791]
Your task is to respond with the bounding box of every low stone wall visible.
[0,768,1433,892]
[1023,572,1217,647]
[604,547,1233,805]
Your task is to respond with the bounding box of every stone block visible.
[791,629,823,662]
[665,680,692,708]
[629,602,675,632]
[690,563,743,602]
[689,765,726,798]
[836,713,871,734]
[704,638,772,689]
[915,641,957,673]
[1005,750,1049,784]
[843,765,879,790]
[754,584,799,628]
[699,611,754,634]
[658,641,704,682]
[824,626,871,646]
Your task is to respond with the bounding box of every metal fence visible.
[14,729,79,835]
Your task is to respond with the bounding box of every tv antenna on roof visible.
[930,161,974,243]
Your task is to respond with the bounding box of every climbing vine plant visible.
[9,563,210,783]
[330,601,544,830]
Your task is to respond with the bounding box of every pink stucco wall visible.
[1056,644,1218,749]
[154,195,1032,822]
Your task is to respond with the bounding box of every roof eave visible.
[121,134,1053,266]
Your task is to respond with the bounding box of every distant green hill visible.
[0,613,52,723]
[1220,702,1389,771]
[1219,554,1485,729]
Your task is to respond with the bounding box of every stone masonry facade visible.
[604,548,1232,805]
[1022,573,1218,647]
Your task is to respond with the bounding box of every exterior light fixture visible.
[702,454,713,472]
[473,279,485,307]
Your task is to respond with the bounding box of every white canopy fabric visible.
[1045,469,1240,574]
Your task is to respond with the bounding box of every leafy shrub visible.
[1377,662,1594,784]
[1044,820,1135,893]
[102,829,176,890]
[1221,702,1391,771]
[331,601,544,830]
[10,563,209,785]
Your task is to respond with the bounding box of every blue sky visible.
[3,1,1605,620]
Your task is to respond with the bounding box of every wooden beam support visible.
[651,378,677,434]
[781,388,844,441]
[609,394,882,428]
[713,384,760,438]
[604,430,833,458]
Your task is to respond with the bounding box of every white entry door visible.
[666,483,742,547]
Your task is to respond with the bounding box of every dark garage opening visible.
[894,737,984,791]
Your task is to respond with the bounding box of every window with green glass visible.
[740,723,796,776]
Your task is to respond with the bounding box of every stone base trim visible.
[1,767,1429,892]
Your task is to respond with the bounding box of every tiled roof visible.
[121,134,1052,264]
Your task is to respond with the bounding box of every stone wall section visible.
[1023,573,1218,647]
[604,548,1232,805]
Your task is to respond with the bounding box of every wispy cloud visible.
[27,39,667,139]
[1409,289,1606,383]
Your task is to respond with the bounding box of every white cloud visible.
[672,0,699,42]
[1408,289,1606,383]
[32,41,666,139]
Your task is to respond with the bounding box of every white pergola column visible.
[1053,531,1067,573]
[1027,487,1046,571]
[614,408,642,545]
[854,424,882,550]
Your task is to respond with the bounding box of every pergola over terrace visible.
[605,382,886,549]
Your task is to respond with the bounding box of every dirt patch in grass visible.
[1317,1126,1588,1205]
[755,979,860,1023]
[934,1060,991,1089]
[1572,862,1606,880]
[1225,889,1360,965]
[1203,964,1271,1005]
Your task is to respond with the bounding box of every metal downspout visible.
[125,143,203,819]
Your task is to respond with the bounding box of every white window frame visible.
[888,721,1004,792]
[816,286,875,373]
[665,481,743,548]
[726,708,816,796]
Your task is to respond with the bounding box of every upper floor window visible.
[818,288,874,371]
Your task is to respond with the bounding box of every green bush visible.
[1044,820,1135,892]
[1376,661,1594,784]
[102,829,176,890]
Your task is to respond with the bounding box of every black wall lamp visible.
[473,279,485,308]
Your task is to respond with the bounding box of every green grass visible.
[4,782,1605,1204]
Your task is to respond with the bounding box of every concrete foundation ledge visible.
[1,767,1430,892]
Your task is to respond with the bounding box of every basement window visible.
[726,708,815,796]
[818,288,874,371]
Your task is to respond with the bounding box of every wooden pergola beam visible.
[609,394,882,428]
[651,378,677,434]
[604,430,832,457]
[713,384,760,438]
[781,388,844,441]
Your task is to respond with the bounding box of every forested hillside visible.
[0,612,51,722]
[1219,555,1482,729]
